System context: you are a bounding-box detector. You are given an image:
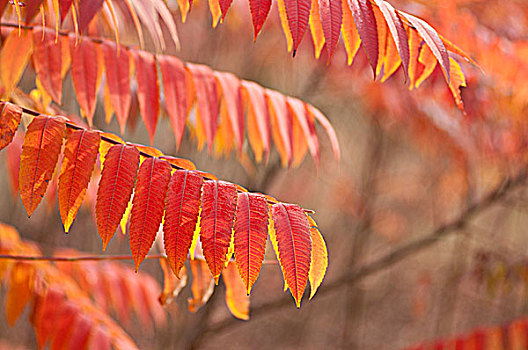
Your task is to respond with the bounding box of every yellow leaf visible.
[309,0,325,59]
[188,259,215,312]
[208,0,221,28]
[307,216,328,299]
[277,0,293,52]
[342,0,361,65]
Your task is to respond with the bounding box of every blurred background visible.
[2,0,528,348]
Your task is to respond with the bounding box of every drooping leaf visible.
[277,0,294,52]
[407,28,422,89]
[233,192,269,294]
[415,44,437,88]
[214,71,244,154]
[286,98,320,166]
[158,258,188,305]
[271,203,312,307]
[380,33,401,82]
[0,102,22,151]
[284,0,311,55]
[0,28,33,96]
[102,41,131,134]
[158,55,188,148]
[19,115,65,217]
[319,0,342,60]
[200,180,238,283]
[129,157,172,271]
[163,170,204,277]
[78,0,104,32]
[374,0,409,78]
[341,0,361,65]
[307,215,327,299]
[70,36,99,125]
[309,0,325,59]
[187,64,219,152]
[5,262,34,326]
[372,5,387,76]
[266,90,293,167]
[241,81,271,162]
[32,27,63,103]
[188,259,215,312]
[58,130,100,233]
[403,14,450,81]
[218,0,233,20]
[24,0,44,23]
[132,50,160,143]
[223,262,250,320]
[249,0,271,40]
[448,57,466,112]
[96,144,140,250]
[59,0,73,24]
[306,104,340,160]
[348,0,378,75]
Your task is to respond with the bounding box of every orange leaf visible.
[102,41,131,134]
[58,130,100,233]
[287,97,320,166]
[129,158,172,271]
[96,144,140,250]
[163,170,204,277]
[307,215,327,299]
[5,262,34,326]
[407,28,422,90]
[415,44,437,88]
[233,192,269,294]
[19,115,65,217]
[0,28,33,96]
[277,0,294,52]
[223,262,250,320]
[241,81,271,162]
[372,5,387,76]
[70,36,99,125]
[32,27,63,103]
[214,71,244,154]
[132,50,160,143]
[158,55,187,148]
[403,14,450,82]
[266,90,293,167]
[309,0,325,59]
[188,259,215,312]
[342,0,361,65]
[0,101,22,151]
[200,180,238,283]
[159,258,188,306]
[271,203,312,307]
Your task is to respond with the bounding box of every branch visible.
[0,253,165,262]
[199,169,528,338]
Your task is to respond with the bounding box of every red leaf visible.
[68,314,93,349]
[374,0,409,78]
[70,36,99,125]
[187,64,219,152]
[24,0,44,24]
[78,0,104,32]
[348,0,378,75]
[59,0,73,24]
[319,0,342,60]
[249,0,271,40]
[233,192,269,294]
[96,144,140,250]
[129,158,172,271]
[214,71,244,154]
[284,0,311,54]
[403,14,450,81]
[132,50,160,143]
[158,55,187,148]
[219,0,233,20]
[58,130,100,233]
[241,81,271,162]
[32,27,63,104]
[102,41,131,134]
[306,105,340,160]
[200,180,238,283]
[271,203,312,307]
[163,170,204,277]
[19,116,65,217]
[0,101,22,151]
